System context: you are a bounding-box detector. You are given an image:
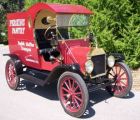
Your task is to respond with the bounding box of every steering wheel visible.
[44,25,56,40]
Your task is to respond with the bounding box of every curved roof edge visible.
[27,2,93,14]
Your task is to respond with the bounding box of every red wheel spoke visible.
[112,68,116,75]
[74,95,82,102]
[120,81,127,87]
[116,85,121,92]
[74,98,80,108]
[71,80,74,90]
[63,93,69,97]
[118,85,125,91]
[74,92,82,95]
[120,85,126,90]
[65,95,71,103]
[119,72,125,78]
[69,99,73,109]
[64,81,70,90]
[116,82,126,92]
[71,97,76,108]
[68,79,72,89]
[117,86,121,91]
[74,85,79,92]
[62,87,69,93]
[118,67,121,76]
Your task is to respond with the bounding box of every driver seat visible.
[35,29,58,61]
[35,29,52,49]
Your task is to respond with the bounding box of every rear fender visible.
[3,53,19,59]
[3,54,23,75]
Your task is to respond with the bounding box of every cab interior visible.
[34,9,60,61]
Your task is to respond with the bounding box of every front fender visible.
[45,64,82,84]
[109,53,125,62]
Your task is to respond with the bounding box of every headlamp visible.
[107,55,115,67]
[85,60,94,74]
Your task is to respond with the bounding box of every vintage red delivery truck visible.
[5,3,133,117]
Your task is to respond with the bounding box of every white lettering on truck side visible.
[9,19,25,34]
[10,19,25,26]
[12,27,25,34]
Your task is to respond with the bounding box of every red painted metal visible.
[60,76,84,112]
[7,3,92,72]
[7,11,40,69]
[40,56,59,70]
[59,39,90,73]
[28,3,93,15]
[48,3,93,14]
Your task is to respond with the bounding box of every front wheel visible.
[57,72,89,117]
[106,62,133,97]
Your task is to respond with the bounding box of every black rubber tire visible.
[106,62,133,98]
[5,58,22,90]
[57,72,89,117]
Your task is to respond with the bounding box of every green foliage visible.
[0,0,19,42]
[24,0,45,9]
[89,0,140,69]
[0,8,6,42]
[17,0,140,68]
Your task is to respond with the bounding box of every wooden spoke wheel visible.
[57,72,89,117]
[106,62,133,97]
[5,59,22,90]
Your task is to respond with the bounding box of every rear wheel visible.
[5,59,22,90]
[57,72,89,117]
[106,62,133,97]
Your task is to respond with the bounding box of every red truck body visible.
[7,3,92,72]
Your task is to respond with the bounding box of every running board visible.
[19,73,46,86]
[18,69,50,86]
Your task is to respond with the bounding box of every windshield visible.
[56,14,90,40]
[57,14,89,27]
[57,26,88,40]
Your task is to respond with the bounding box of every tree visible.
[0,0,19,42]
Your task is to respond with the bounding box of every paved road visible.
[0,45,140,120]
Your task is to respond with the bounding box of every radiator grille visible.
[91,54,106,77]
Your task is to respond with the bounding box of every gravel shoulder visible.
[132,69,140,91]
